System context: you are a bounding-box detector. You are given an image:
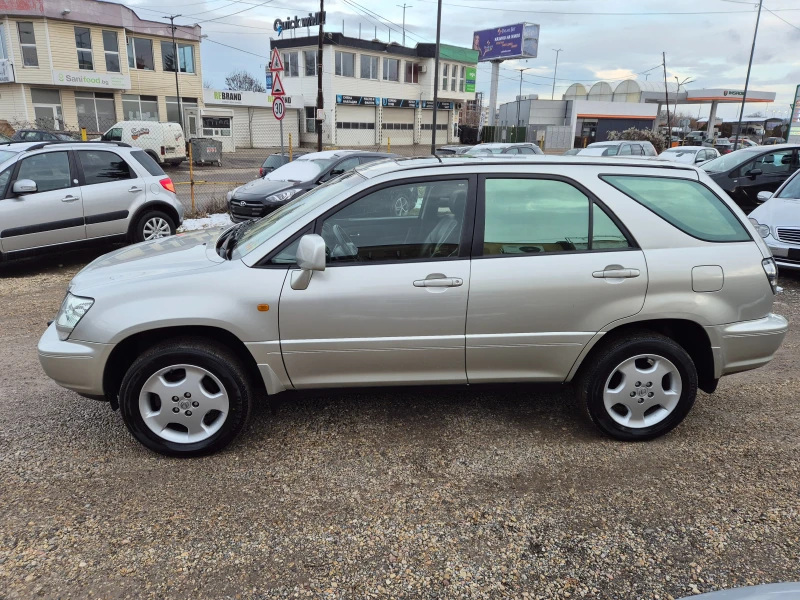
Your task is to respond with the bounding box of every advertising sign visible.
[336,95,378,106]
[422,101,454,110]
[465,67,476,93]
[789,84,800,144]
[0,59,14,83]
[51,69,130,89]
[382,98,417,108]
[472,23,539,62]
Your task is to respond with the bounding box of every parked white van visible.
[101,121,186,166]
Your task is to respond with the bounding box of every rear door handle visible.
[128,186,143,193]
[413,277,463,288]
[592,268,640,279]
[61,195,80,203]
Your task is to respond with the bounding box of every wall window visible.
[127,37,154,70]
[360,55,378,80]
[0,25,7,60]
[282,51,298,77]
[335,51,355,77]
[450,68,456,91]
[601,175,750,243]
[161,41,195,73]
[305,106,316,133]
[304,50,316,76]
[17,22,38,67]
[441,64,448,90]
[166,96,198,124]
[74,26,93,70]
[122,94,159,121]
[321,179,468,262]
[459,66,465,92]
[31,88,63,129]
[421,123,447,131]
[405,62,419,83]
[75,91,116,132]
[102,31,120,72]
[202,116,231,137]
[382,58,400,82]
[77,150,133,185]
[381,123,414,130]
[335,122,375,130]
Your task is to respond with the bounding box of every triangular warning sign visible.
[269,48,284,72]
[270,72,286,96]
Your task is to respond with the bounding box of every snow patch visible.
[178,213,232,232]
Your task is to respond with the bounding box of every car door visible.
[466,174,647,383]
[0,150,84,253]
[76,149,144,239]
[735,149,797,212]
[278,175,476,388]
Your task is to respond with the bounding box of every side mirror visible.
[756,191,773,203]
[329,168,345,177]
[695,155,705,163]
[291,234,326,290]
[747,168,763,179]
[12,179,37,195]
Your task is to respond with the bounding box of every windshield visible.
[777,172,800,199]
[262,155,288,169]
[230,172,365,260]
[470,146,503,154]
[0,150,19,164]
[265,158,334,182]
[701,149,760,173]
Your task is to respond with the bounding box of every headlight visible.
[748,218,770,238]
[55,292,94,341]
[264,188,302,203]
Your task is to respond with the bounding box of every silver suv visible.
[0,141,183,261]
[38,156,788,456]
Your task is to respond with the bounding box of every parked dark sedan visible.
[11,129,75,142]
[229,150,396,222]
[258,151,308,177]
[702,144,800,213]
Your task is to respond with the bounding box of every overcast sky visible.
[125,0,800,121]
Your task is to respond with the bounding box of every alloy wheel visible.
[142,217,171,240]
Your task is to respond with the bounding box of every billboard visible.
[472,23,539,62]
[789,84,800,144]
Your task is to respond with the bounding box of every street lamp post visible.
[734,0,763,151]
[514,67,533,141]
[164,14,183,127]
[551,48,562,100]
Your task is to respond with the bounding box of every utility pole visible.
[515,67,532,137]
[317,0,324,151]
[662,52,670,148]
[429,0,442,154]
[164,14,183,128]
[551,48,562,100]
[734,0,763,151]
[397,3,412,46]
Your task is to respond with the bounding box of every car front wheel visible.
[119,339,253,456]
[577,332,698,441]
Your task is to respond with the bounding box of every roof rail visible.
[25,140,131,151]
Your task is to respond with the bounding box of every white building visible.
[271,33,478,147]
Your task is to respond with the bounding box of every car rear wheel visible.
[576,332,697,441]
[119,339,253,457]
[134,210,175,243]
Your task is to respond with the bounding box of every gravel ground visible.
[1,247,799,600]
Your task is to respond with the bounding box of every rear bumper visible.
[706,313,788,378]
[37,323,113,397]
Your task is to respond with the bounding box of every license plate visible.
[788,248,800,260]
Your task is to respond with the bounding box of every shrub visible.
[606,127,665,154]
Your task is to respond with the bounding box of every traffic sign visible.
[269,48,284,72]
[272,97,285,121]
[270,72,285,96]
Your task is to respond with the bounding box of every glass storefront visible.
[75,91,116,133]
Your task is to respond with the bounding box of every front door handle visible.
[128,186,143,193]
[61,195,80,203]
[592,268,640,279]
[413,275,463,288]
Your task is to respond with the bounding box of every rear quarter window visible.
[130,150,165,176]
[601,175,751,243]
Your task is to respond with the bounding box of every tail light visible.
[160,146,165,156]
[159,178,176,193]
[259,167,264,177]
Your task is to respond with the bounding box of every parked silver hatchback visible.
[0,141,183,261]
[38,156,788,456]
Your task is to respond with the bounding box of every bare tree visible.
[203,78,215,89]
[224,70,266,93]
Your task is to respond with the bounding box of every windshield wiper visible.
[225,220,258,259]
[217,222,247,259]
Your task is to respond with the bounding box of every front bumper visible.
[706,313,789,378]
[37,323,114,397]
[766,239,800,270]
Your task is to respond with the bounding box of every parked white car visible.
[658,146,720,165]
[577,140,658,157]
[749,169,800,270]
[101,120,186,166]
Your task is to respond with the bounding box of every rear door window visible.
[601,175,750,242]
[130,150,165,176]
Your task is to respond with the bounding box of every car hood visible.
[750,197,800,227]
[69,229,224,292]
[232,178,300,200]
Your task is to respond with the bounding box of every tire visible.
[119,338,253,457]
[133,210,175,243]
[576,331,698,441]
